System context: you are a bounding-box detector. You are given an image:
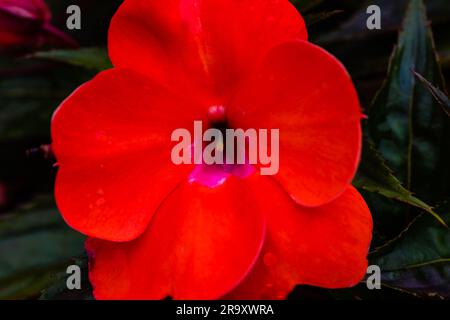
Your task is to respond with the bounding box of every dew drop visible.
[263,252,277,267]
[95,198,105,206]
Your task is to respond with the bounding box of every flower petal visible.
[228,40,362,207]
[225,178,372,300]
[52,69,205,241]
[86,175,266,300]
[108,0,307,99]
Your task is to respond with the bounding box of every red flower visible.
[52,0,372,299]
[0,0,76,52]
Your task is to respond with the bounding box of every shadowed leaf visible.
[413,70,450,116]
[0,196,85,299]
[368,0,450,202]
[305,10,344,26]
[354,140,446,226]
[31,48,112,71]
[370,204,450,298]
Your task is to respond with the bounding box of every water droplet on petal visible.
[96,198,105,206]
[263,252,277,267]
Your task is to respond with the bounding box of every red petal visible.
[108,0,306,99]
[226,178,372,300]
[52,69,205,241]
[228,40,362,207]
[86,175,266,300]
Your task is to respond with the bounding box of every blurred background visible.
[0,0,449,299]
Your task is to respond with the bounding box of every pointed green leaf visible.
[413,70,450,117]
[368,0,450,201]
[354,140,446,226]
[31,47,112,71]
[370,205,450,298]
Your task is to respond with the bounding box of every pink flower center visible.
[188,105,255,188]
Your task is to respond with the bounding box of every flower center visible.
[188,105,255,188]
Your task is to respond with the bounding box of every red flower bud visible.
[0,0,77,53]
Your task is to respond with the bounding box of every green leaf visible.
[368,0,450,201]
[370,204,450,298]
[0,196,85,299]
[354,140,446,226]
[413,70,450,117]
[31,47,112,71]
[380,264,450,299]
